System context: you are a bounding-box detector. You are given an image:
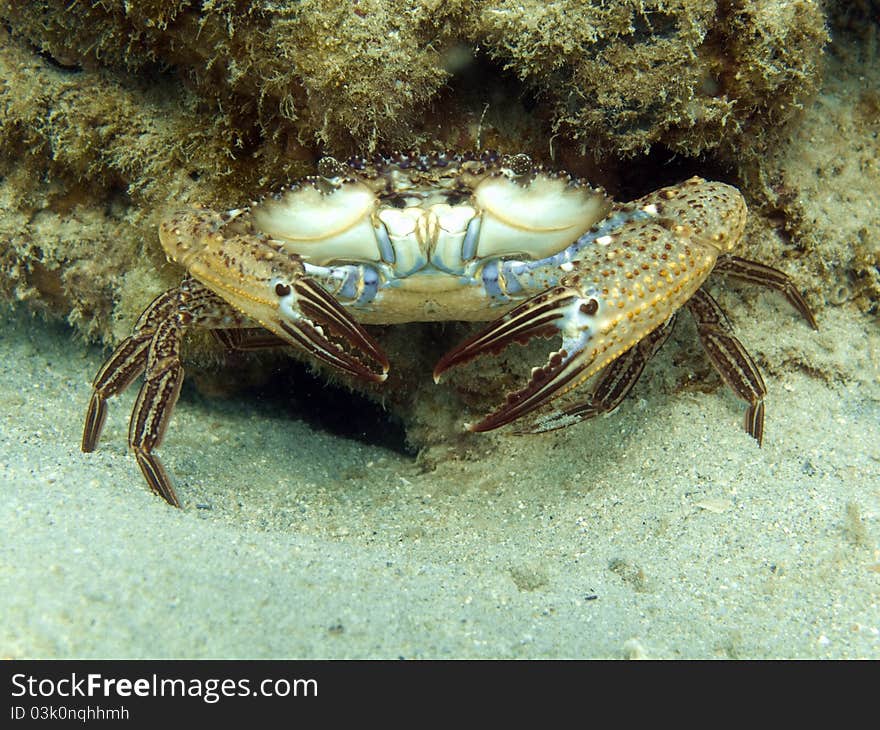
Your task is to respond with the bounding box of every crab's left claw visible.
[514,312,677,434]
[273,277,390,383]
[160,211,389,384]
[433,285,605,431]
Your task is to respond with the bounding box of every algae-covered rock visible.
[474,0,828,161]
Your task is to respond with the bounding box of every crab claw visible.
[272,277,389,383]
[160,210,389,384]
[433,285,606,431]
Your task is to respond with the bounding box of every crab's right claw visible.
[434,285,603,431]
[273,278,389,383]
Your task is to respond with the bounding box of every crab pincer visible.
[435,178,815,440]
[433,284,603,430]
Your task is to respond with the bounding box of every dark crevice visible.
[269,361,414,456]
[436,46,551,145]
[184,361,415,457]
[613,145,734,201]
[37,48,83,73]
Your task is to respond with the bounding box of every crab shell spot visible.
[473,174,611,260]
[656,182,747,255]
[250,182,381,266]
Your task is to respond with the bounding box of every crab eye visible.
[580,299,599,316]
[275,282,292,297]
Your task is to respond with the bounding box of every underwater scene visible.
[1,1,877,658]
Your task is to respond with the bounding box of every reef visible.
[0,1,875,445]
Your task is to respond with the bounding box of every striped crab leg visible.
[83,277,388,507]
[82,289,179,463]
[685,288,768,444]
[685,257,817,444]
[713,255,818,330]
[82,283,219,507]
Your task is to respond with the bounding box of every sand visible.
[1,292,877,658]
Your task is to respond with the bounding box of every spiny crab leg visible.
[82,288,179,458]
[82,284,210,507]
[128,305,186,507]
[83,276,388,507]
[517,313,677,434]
[685,255,817,444]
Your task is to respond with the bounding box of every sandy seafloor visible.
[1,288,878,659]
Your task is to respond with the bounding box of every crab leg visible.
[82,288,180,454]
[713,255,818,330]
[128,310,187,507]
[84,276,388,506]
[686,288,767,445]
[517,313,677,434]
[83,282,239,507]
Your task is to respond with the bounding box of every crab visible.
[81,152,817,506]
